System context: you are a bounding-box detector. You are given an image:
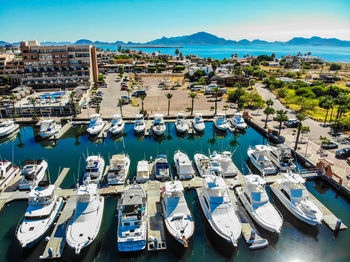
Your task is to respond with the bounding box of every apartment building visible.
[0,54,23,85]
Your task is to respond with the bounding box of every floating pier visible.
[144,120,153,137]
[54,168,70,188]
[97,123,111,138]
[54,122,72,140]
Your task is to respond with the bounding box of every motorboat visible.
[269,144,296,172]
[238,175,283,233]
[134,114,146,133]
[192,113,205,132]
[38,119,62,139]
[0,160,19,191]
[152,114,166,136]
[175,113,189,133]
[229,112,247,130]
[16,182,64,247]
[174,150,194,180]
[136,160,149,183]
[109,114,125,135]
[194,153,222,177]
[18,160,48,190]
[161,181,194,247]
[197,175,241,247]
[210,151,237,178]
[117,184,147,252]
[0,120,19,137]
[82,155,105,184]
[247,145,277,175]
[107,154,130,185]
[87,114,105,135]
[154,154,170,181]
[214,113,228,132]
[66,182,104,254]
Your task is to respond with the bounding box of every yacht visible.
[174,150,194,180]
[269,145,296,172]
[82,155,105,184]
[194,153,222,177]
[210,151,237,178]
[152,114,166,136]
[161,181,194,247]
[136,160,149,183]
[107,154,130,185]
[214,113,228,132]
[38,119,62,139]
[117,184,147,252]
[192,113,205,132]
[238,175,283,233]
[154,154,170,181]
[197,175,241,247]
[109,114,125,135]
[247,145,277,175]
[282,171,306,184]
[87,114,105,135]
[175,113,189,133]
[16,183,64,247]
[0,160,19,191]
[0,120,19,137]
[134,114,146,133]
[229,112,247,130]
[18,160,48,190]
[66,182,104,254]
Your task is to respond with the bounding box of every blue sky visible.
[1,0,350,42]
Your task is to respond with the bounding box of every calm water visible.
[0,123,349,262]
[98,44,350,62]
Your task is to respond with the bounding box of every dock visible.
[97,123,111,138]
[145,120,153,136]
[54,168,70,188]
[55,122,72,140]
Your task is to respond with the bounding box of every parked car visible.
[321,141,339,150]
[284,119,300,128]
[230,103,236,109]
[335,148,350,159]
[132,90,146,97]
[121,85,128,91]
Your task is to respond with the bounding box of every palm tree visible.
[294,113,307,151]
[139,94,146,113]
[335,94,348,120]
[266,98,274,108]
[29,97,37,119]
[275,110,288,135]
[212,87,220,115]
[175,49,179,56]
[188,92,198,115]
[264,107,275,129]
[69,91,78,118]
[9,94,17,120]
[118,98,125,116]
[165,93,173,116]
[320,96,333,126]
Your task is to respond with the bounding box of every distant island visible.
[2,32,350,47]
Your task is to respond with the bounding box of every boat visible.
[197,175,241,247]
[136,160,149,183]
[152,114,166,136]
[18,160,48,190]
[174,150,194,180]
[107,154,130,185]
[175,113,189,133]
[238,174,283,233]
[66,182,104,254]
[247,145,277,175]
[134,114,146,133]
[210,151,237,178]
[269,144,297,171]
[109,114,125,135]
[0,160,19,191]
[117,184,147,252]
[154,154,170,181]
[16,182,64,247]
[87,114,105,135]
[229,112,247,130]
[194,153,222,177]
[192,113,205,132]
[38,119,62,139]
[161,180,194,247]
[82,155,105,184]
[282,171,306,184]
[213,113,228,132]
[0,120,19,137]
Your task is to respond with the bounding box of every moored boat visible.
[109,114,125,135]
[247,145,277,175]
[18,160,48,190]
[154,154,170,181]
[134,114,146,133]
[136,160,149,183]
[229,112,247,130]
[192,113,205,132]
[39,119,62,139]
[0,120,19,137]
[87,114,105,135]
[213,113,228,132]
[82,155,105,184]
[107,154,130,185]
[0,160,19,191]
[210,151,237,178]
[174,150,194,180]
[175,113,189,133]
[152,114,166,136]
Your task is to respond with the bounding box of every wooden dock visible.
[55,122,72,140]
[144,120,153,136]
[54,168,70,188]
[97,123,111,138]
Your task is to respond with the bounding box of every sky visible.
[1,0,350,42]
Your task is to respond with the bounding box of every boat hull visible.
[0,124,19,137]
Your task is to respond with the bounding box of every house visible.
[211,74,250,87]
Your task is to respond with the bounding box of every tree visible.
[319,96,333,126]
[263,107,275,128]
[275,110,288,135]
[165,93,173,116]
[69,91,78,118]
[9,94,17,120]
[294,113,307,151]
[118,98,125,116]
[179,53,184,60]
[188,92,198,115]
[118,45,122,52]
[139,94,146,112]
[212,87,220,115]
[329,63,342,71]
[127,88,132,98]
[335,94,348,120]
[266,98,274,108]
[29,97,37,119]
[175,49,179,56]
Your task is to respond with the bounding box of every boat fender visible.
[45,236,50,242]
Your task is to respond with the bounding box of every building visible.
[211,74,250,87]
[0,53,23,85]
[20,41,98,88]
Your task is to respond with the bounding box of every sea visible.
[97,44,350,63]
[0,123,349,262]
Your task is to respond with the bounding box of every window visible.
[281,189,291,201]
[244,192,251,204]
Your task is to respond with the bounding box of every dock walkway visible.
[55,123,72,140]
[144,120,153,136]
[98,123,111,138]
[54,168,70,188]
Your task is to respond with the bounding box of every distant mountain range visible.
[1,32,350,47]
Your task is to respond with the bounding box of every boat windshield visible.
[85,168,98,173]
[24,214,50,220]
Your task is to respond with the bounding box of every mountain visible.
[147,32,230,45]
[41,41,73,45]
[287,36,350,46]
[74,39,94,45]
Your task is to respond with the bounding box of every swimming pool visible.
[40,91,65,100]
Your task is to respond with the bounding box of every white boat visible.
[214,113,228,131]
[66,182,104,254]
[0,160,19,191]
[194,153,222,177]
[16,183,64,247]
[210,151,237,178]
[247,145,277,175]
[269,145,296,172]
[38,119,62,139]
[175,113,189,133]
[134,114,146,133]
[229,112,247,130]
[174,150,194,180]
[136,160,149,183]
[152,114,166,136]
[154,154,170,181]
[0,120,19,137]
[238,175,283,233]
[117,184,147,252]
[18,160,48,190]
[282,171,306,184]
[82,155,105,184]
[87,114,105,135]
[161,181,194,247]
[109,114,125,135]
[192,113,205,132]
[107,154,130,185]
[197,175,241,246]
